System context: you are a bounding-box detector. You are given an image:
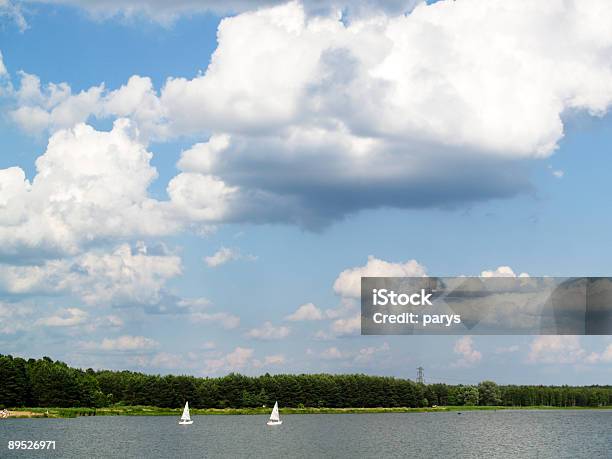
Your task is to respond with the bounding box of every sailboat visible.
[179,401,193,425]
[266,401,282,426]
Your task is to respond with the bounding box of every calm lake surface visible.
[1,410,611,458]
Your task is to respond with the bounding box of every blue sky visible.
[1,0,612,385]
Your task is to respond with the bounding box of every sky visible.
[0,0,612,385]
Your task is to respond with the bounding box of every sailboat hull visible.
[267,420,282,426]
[179,420,194,425]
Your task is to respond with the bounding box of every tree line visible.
[1,354,611,409]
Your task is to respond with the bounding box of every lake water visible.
[1,410,611,458]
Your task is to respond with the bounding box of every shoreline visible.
[3,405,612,419]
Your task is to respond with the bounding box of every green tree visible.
[456,386,479,406]
[478,381,502,406]
[2,354,612,410]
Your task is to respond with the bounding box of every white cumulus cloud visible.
[190,311,241,330]
[8,0,612,227]
[204,247,239,267]
[0,120,178,257]
[330,314,361,336]
[0,301,34,334]
[527,336,586,364]
[263,354,286,365]
[334,256,426,298]
[36,307,88,327]
[0,120,241,257]
[524,336,612,365]
[204,346,254,374]
[285,302,324,321]
[82,335,159,352]
[204,246,256,267]
[480,266,530,278]
[318,342,390,363]
[246,321,291,340]
[0,0,26,31]
[24,0,420,24]
[0,242,183,308]
[320,346,344,359]
[9,74,165,139]
[0,50,7,77]
[353,342,390,364]
[585,344,612,364]
[452,336,482,367]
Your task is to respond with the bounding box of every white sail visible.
[269,401,280,422]
[181,402,191,421]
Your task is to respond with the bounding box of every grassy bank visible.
[3,405,612,419]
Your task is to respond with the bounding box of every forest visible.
[1,354,611,409]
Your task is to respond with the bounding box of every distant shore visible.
[3,405,612,419]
